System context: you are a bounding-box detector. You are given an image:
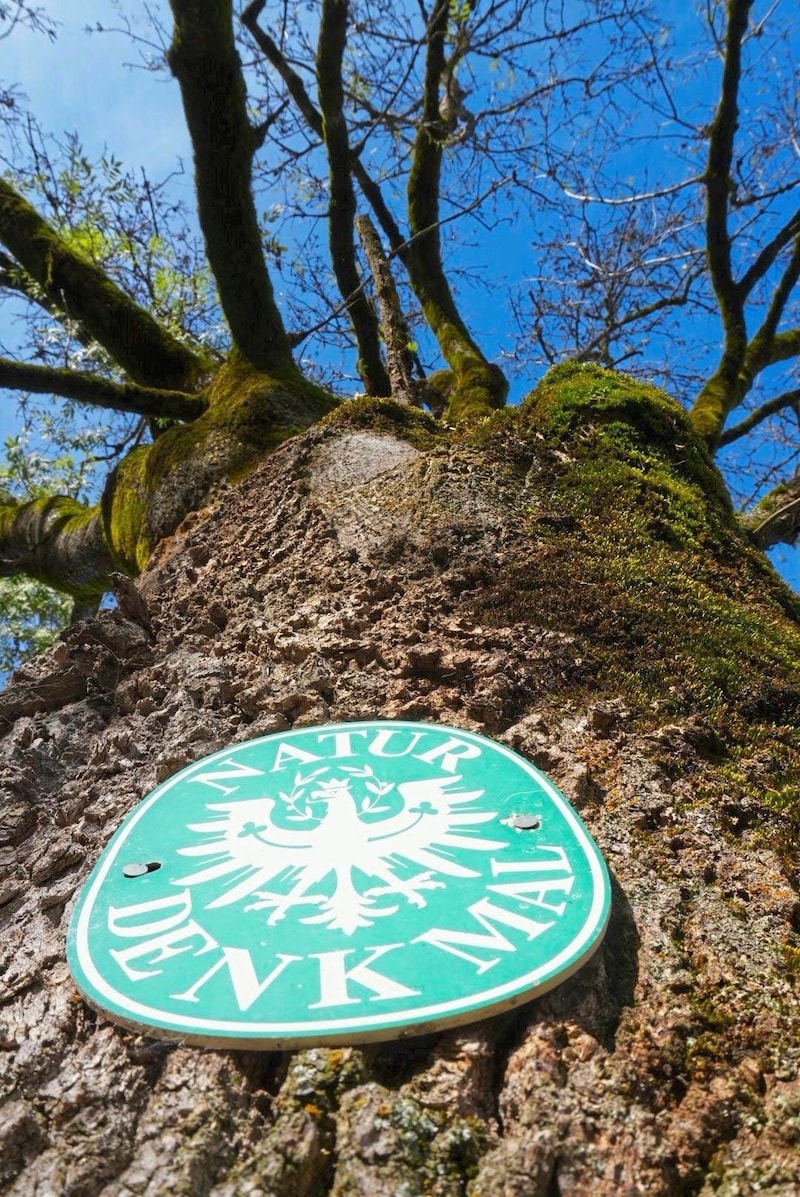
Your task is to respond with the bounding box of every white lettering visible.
[271,743,323,772]
[490,846,572,876]
[111,919,218,981]
[414,736,481,774]
[172,948,301,1010]
[488,875,574,916]
[107,889,193,939]
[192,758,265,796]
[368,729,425,758]
[309,943,420,1008]
[317,729,368,758]
[414,898,553,973]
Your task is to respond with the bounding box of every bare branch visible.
[736,206,800,299]
[562,175,705,206]
[355,214,418,406]
[719,386,800,447]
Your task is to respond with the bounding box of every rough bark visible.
[2,367,800,1195]
[0,360,337,595]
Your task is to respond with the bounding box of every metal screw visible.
[511,814,540,831]
[123,861,162,878]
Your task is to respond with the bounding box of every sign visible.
[67,721,611,1047]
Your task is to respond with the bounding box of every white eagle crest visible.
[174,765,505,936]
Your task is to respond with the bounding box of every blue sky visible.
[2,1,799,591]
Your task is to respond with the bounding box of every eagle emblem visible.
[174,764,506,936]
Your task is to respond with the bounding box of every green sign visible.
[67,722,611,1047]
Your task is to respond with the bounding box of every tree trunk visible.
[2,366,799,1196]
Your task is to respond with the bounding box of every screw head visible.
[511,814,540,831]
[122,861,162,878]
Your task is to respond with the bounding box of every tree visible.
[1,2,800,1194]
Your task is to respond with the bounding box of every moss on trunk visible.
[103,361,338,573]
[469,363,800,721]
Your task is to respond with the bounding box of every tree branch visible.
[242,0,407,257]
[741,235,800,382]
[246,0,505,417]
[742,475,800,549]
[0,356,206,421]
[767,327,800,365]
[167,0,296,375]
[0,495,112,599]
[405,0,507,419]
[317,0,389,396]
[719,386,800,447]
[0,179,203,390]
[356,214,419,405]
[737,206,800,299]
[690,0,754,445]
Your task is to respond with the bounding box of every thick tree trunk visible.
[2,367,799,1195]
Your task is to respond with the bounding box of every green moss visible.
[472,364,800,715]
[0,493,110,600]
[522,361,729,508]
[323,394,441,450]
[102,446,153,574]
[102,360,338,573]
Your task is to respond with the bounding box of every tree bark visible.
[2,366,800,1195]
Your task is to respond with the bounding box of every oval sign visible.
[67,721,611,1047]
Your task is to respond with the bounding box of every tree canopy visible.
[2,0,800,664]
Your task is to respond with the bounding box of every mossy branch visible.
[689,0,753,446]
[719,386,800,447]
[405,1,507,419]
[0,357,207,421]
[0,178,203,390]
[317,0,390,396]
[768,327,800,365]
[741,236,800,383]
[0,495,112,600]
[737,206,800,299]
[167,0,296,376]
[742,476,800,549]
[697,237,800,450]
